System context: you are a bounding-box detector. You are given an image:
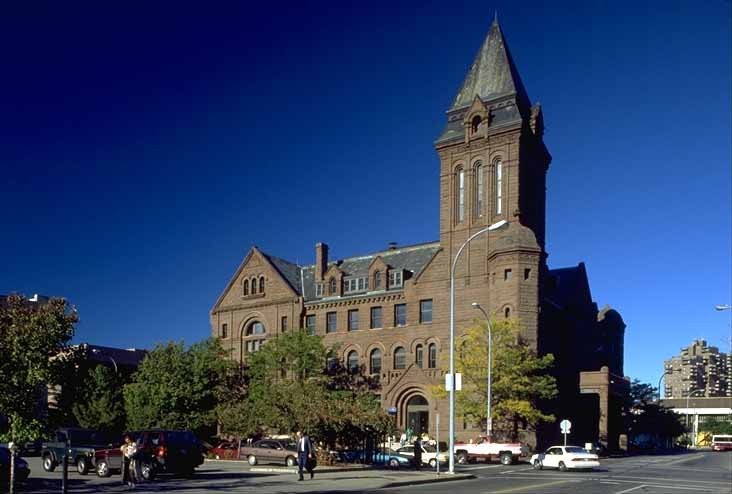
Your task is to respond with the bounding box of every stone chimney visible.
[316,242,329,280]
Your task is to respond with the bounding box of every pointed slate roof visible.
[449,18,531,113]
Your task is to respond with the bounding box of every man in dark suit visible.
[296,430,314,481]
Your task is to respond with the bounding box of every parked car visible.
[210,441,240,460]
[396,444,451,468]
[41,428,112,475]
[530,445,600,471]
[371,451,414,468]
[1,445,31,488]
[240,439,298,466]
[95,430,203,479]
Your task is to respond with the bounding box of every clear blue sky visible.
[2,1,730,387]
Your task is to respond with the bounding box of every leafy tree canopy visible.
[73,365,125,434]
[432,318,557,441]
[0,294,78,443]
[124,338,232,435]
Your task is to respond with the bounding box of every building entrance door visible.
[406,395,429,436]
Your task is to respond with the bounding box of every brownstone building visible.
[211,19,627,450]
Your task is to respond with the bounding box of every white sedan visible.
[530,445,599,471]
[395,444,451,468]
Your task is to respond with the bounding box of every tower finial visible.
[493,10,499,25]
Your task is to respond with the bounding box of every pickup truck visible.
[453,436,527,465]
[240,439,298,466]
[41,428,111,475]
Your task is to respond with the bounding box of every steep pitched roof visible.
[545,262,593,309]
[449,17,531,113]
[262,253,302,296]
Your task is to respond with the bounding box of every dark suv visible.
[41,428,112,475]
[126,430,203,477]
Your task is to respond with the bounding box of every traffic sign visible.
[445,373,462,391]
[560,419,572,433]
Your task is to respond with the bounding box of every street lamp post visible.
[471,302,493,441]
[448,219,507,474]
[685,388,704,447]
[656,370,671,402]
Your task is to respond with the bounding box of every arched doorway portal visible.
[405,395,429,436]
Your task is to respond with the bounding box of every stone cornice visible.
[306,292,405,310]
[212,297,300,315]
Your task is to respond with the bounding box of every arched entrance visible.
[405,395,429,436]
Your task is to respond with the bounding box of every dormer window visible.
[344,276,369,294]
[374,271,382,289]
[329,278,337,295]
[315,283,323,297]
[471,115,482,133]
[389,270,403,288]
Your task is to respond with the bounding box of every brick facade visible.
[210,18,627,450]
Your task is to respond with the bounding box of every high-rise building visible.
[664,339,730,398]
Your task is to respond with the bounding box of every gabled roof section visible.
[449,17,531,113]
[261,252,302,296]
[545,262,593,310]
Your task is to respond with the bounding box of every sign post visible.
[435,413,440,475]
[560,419,572,446]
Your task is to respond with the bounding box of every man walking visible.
[296,430,314,481]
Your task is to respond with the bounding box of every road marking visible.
[665,454,706,466]
[483,479,579,493]
[500,467,533,474]
[615,486,645,494]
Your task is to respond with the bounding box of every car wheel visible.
[457,451,469,464]
[286,456,296,467]
[248,455,257,466]
[428,458,437,468]
[388,458,400,468]
[77,457,90,475]
[43,455,57,472]
[500,452,513,465]
[96,460,111,478]
[533,459,543,470]
[141,462,156,481]
[558,461,567,472]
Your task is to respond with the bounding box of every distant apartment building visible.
[664,339,730,398]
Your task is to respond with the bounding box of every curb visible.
[250,466,371,474]
[383,473,476,488]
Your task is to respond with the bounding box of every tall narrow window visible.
[259,277,265,293]
[457,168,465,222]
[415,344,424,368]
[348,309,359,331]
[243,280,249,296]
[250,278,257,294]
[370,348,382,375]
[347,351,359,373]
[394,347,406,369]
[495,159,503,215]
[370,306,383,329]
[315,283,323,297]
[475,162,484,217]
[374,271,382,289]
[281,316,288,332]
[326,312,337,333]
[221,323,228,339]
[428,343,437,368]
[329,278,337,295]
[420,299,433,324]
[305,315,316,335]
[394,304,407,327]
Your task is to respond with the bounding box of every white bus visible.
[711,434,732,451]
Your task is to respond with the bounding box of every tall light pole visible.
[471,302,493,441]
[685,388,704,446]
[656,370,671,402]
[448,219,507,474]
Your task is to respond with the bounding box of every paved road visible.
[387,451,732,494]
[16,451,732,493]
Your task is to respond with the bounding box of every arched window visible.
[495,159,503,215]
[456,167,465,222]
[504,307,511,318]
[243,279,249,296]
[415,344,424,368]
[393,347,406,370]
[250,278,257,294]
[475,161,484,217]
[471,115,482,133]
[374,271,382,290]
[347,351,359,373]
[329,278,337,295]
[428,343,437,368]
[246,321,265,336]
[370,348,382,375]
[259,277,265,293]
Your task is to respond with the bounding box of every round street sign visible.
[560,419,572,433]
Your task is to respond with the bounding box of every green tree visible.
[433,318,557,441]
[698,417,732,435]
[0,294,78,443]
[124,338,231,435]
[623,379,686,447]
[72,365,125,434]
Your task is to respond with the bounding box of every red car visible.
[210,442,240,460]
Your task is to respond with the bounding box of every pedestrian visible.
[120,436,130,486]
[413,437,422,470]
[121,434,139,489]
[296,430,315,481]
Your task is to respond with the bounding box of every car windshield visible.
[69,430,111,445]
[565,446,586,454]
